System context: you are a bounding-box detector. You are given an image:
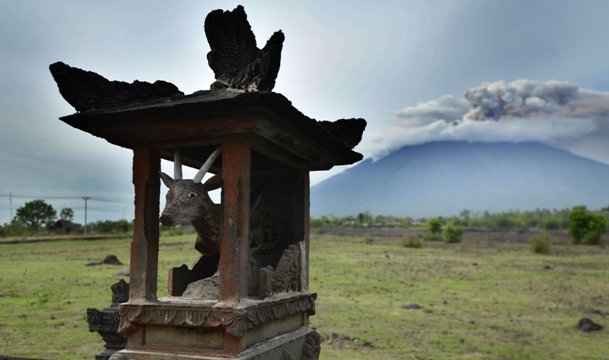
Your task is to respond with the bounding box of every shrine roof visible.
[59,89,365,170]
[51,5,366,171]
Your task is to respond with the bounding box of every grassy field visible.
[0,231,608,359]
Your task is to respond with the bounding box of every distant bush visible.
[0,220,34,237]
[160,225,184,237]
[402,235,423,249]
[544,219,560,230]
[568,206,607,245]
[87,219,132,234]
[494,217,515,229]
[425,217,443,241]
[530,233,551,254]
[310,214,413,228]
[443,224,464,243]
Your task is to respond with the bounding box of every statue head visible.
[159,148,222,227]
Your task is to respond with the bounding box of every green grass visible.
[0,235,198,359]
[1,233,608,359]
[310,234,609,360]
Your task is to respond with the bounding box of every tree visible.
[15,199,57,232]
[356,212,373,227]
[585,213,607,245]
[60,207,74,222]
[568,206,607,245]
[568,206,588,243]
[459,209,471,220]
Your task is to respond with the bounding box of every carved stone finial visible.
[49,62,183,112]
[87,280,129,360]
[205,5,284,91]
[111,279,129,305]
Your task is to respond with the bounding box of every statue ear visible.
[203,173,222,191]
[159,172,175,188]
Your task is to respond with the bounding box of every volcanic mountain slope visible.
[310,141,609,217]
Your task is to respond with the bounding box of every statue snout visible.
[159,214,174,226]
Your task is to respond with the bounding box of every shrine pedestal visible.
[113,294,319,359]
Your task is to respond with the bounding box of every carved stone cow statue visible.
[159,148,223,283]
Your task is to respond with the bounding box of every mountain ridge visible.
[310,141,609,217]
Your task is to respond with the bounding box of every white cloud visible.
[365,79,609,162]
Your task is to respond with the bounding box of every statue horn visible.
[174,150,183,180]
[193,147,221,183]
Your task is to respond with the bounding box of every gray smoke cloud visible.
[365,79,609,163]
[463,79,609,121]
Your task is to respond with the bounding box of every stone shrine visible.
[51,5,365,359]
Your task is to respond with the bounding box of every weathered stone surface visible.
[259,244,302,298]
[111,327,319,360]
[578,317,604,332]
[205,5,284,91]
[318,118,367,150]
[87,280,129,360]
[301,330,322,360]
[103,255,122,265]
[182,273,220,299]
[111,279,129,304]
[86,254,123,266]
[49,61,183,112]
[118,293,317,338]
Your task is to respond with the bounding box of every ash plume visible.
[366,79,609,163]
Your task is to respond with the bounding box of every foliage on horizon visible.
[0,199,133,237]
[568,206,607,245]
[311,207,609,233]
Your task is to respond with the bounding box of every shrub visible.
[584,213,607,245]
[530,233,551,254]
[402,235,423,249]
[0,220,34,237]
[425,217,443,241]
[568,206,607,245]
[443,224,464,243]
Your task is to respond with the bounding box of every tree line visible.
[2,199,606,244]
[312,206,608,245]
[311,207,609,230]
[0,199,132,236]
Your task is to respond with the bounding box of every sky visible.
[1,0,609,224]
